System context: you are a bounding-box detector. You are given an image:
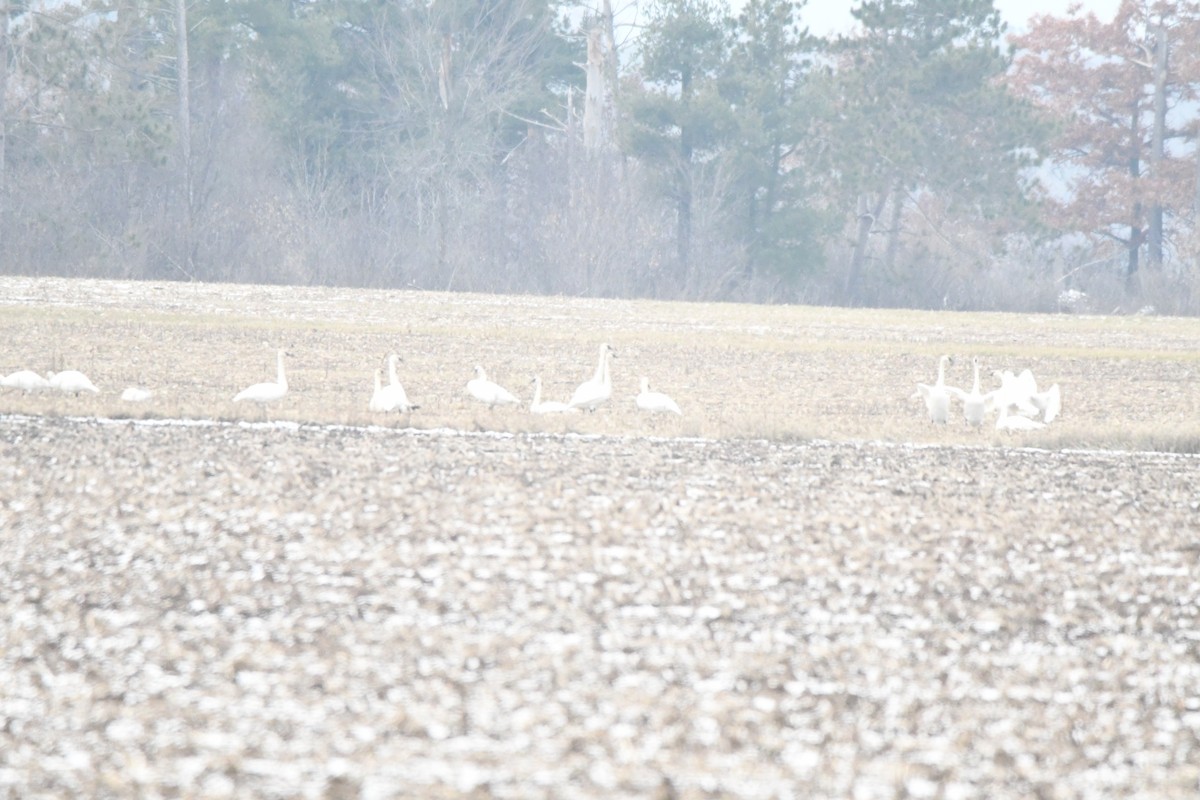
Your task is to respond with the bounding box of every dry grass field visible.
[2,276,1200,798]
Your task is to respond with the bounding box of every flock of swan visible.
[463,343,681,416]
[3,346,1063,433]
[0,342,686,419]
[0,368,100,396]
[914,355,1062,431]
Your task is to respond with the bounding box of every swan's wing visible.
[945,386,969,401]
[1014,398,1040,417]
[914,383,933,400]
[1038,384,1061,423]
[1016,369,1038,396]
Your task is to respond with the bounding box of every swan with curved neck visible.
[233,349,288,406]
[1,369,51,392]
[49,369,99,395]
[530,375,577,414]
[569,343,616,411]
[467,366,519,408]
[914,354,954,424]
[636,376,682,415]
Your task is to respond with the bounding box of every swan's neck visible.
[593,346,608,384]
[936,357,947,386]
[388,355,398,385]
[532,378,542,406]
[276,351,287,390]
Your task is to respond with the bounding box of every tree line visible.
[1,0,1198,313]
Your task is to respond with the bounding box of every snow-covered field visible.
[2,278,1200,797]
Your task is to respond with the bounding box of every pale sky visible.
[798,0,1123,37]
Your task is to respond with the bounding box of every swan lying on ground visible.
[636,376,682,415]
[913,354,954,424]
[996,402,1046,432]
[233,349,288,406]
[467,366,519,408]
[530,376,577,414]
[120,386,153,403]
[1,370,51,392]
[49,370,100,395]
[569,343,616,411]
[375,353,418,412]
[947,356,992,428]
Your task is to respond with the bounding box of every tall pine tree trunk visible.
[0,0,8,253]
[1147,24,1168,269]
[675,67,693,288]
[1126,102,1142,289]
[176,0,194,277]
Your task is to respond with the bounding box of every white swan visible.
[996,402,1046,432]
[1012,368,1061,423]
[530,375,577,414]
[636,376,682,415]
[913,354,954,424]
[467,366,519,408]
[48,369,99,395]
[569,343,616,411]
[991,369,1040,418]
[1,369,51,392]
[375,353,418,412]
[1031,382,1061,424]
[946,356,993,428]
[368,368,387,412]
[233,349,288,406]
[120,386,154,403]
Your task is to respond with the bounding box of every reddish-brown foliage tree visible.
[1009,1,1200,289]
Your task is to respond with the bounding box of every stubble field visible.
[2,276,1200,798]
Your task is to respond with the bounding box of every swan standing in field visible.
[947,356,992,428]
[467,366,520,408]
[636,376,682,415]
[1,369,51,392]
[233,349,289,408]
[530,375,577,414]
[377,353,418,412]
[913,354,954,424]
[48,369,100,395]
[569,343,616,412]
[368,368,387,412]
